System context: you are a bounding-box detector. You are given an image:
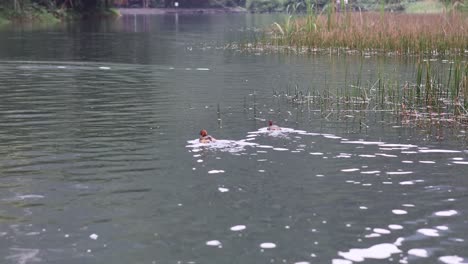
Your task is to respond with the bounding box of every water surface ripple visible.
[0,14,467,264]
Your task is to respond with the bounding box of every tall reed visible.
[265,11,468,55]
[272,61,467,127]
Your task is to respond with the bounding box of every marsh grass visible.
[262,11,468,55]
[268,61,468,131]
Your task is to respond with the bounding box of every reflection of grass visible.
[0,6,60,24]
[0,214,19,222]
[256,10,468,56]
[404,0,445,13]
[0,10,10,25]
[0,17,8,25]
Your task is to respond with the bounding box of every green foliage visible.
[0,1,60,22]
[0,0,123,22]
[246,0,287,12]
[404,0,445,13]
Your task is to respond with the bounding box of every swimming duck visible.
[199,129,216,143]
[267,120,281,131]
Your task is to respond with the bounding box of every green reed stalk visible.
[305,0,316,35]
[327,0,333,31]
[425,62,433,107]
[464,63,468,109]
[453,61,462,115]
[447,62,453,100]
[416,62,423,104]
[379,0,385,25]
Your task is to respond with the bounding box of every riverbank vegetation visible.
[1,0,465,23]
[236,0,467,134]
[246,0,466,13]
[264,11,467,56]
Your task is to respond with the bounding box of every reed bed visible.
[264,11,468,55]
[270,61,468,131]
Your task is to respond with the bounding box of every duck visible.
[267,120,281,131]
[199,129,216,143]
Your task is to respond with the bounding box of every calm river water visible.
[0,14,467,264]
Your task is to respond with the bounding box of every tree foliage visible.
[0,0,107,14]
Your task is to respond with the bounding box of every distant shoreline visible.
[118,7,247,15]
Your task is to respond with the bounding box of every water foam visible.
[218,187,229,192]
[439,256,468,264]
[338,243,401,262]
[408,248,429,258]
[206,240,222,247]
[434,210,458,217]
[419,149,461,153]
[186,139,257,153]
[208,170,225,174]
[417,228,440,237]
[260,242,276,249]
[230,225,246,231]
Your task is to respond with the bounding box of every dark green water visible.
[0,14,467,264]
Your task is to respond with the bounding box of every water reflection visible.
[0,14,467,264]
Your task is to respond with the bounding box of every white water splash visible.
[273,147,289,151]
[230,225,246,231]
[373,228,391,234]
[218,187,229,192]
[310,152,324,155]
[361,170,380,174]
[399,181,414,185]
[208,170,225,174]
[338,243,401,262]
[248,127,296,138]
[3,194,45,202]
[260,242,276,249]
[379,144,417,148]
[375,153,398,158]
[342,140,385,145]
[417,228,440,237]
[434,210,458,217]
[359,154,376,157]
[332,259,352,264]
[386,171,413,175]
[439,256,468,264]
[341,168,360,172]
[392,209,408,215]
[408,248,429,258]
[419,149,461,153]
[186,139,257,153]
[206,240,222,247]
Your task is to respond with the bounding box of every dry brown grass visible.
[269,12,468,55]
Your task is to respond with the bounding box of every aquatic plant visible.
[266,60,468,132]
[261,10,468,56]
